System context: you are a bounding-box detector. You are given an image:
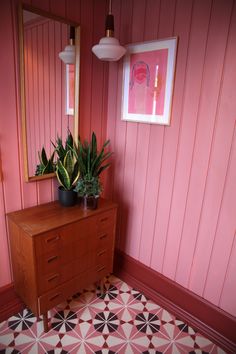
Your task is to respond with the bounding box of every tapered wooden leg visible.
[43,312,49,332]
[100,278,105,295]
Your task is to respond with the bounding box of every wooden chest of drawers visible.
[7,198,117,331]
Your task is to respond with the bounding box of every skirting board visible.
[0,283,24,323]
[114,249,236,354]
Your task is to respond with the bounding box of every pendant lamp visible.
[92,0,126,61]
[59,26,75,64]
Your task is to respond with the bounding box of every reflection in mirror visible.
[19,4,80,181]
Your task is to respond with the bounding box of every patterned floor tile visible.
[0,276,226,354]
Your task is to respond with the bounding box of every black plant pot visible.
[58,186,77,207]
[83,195,99,210]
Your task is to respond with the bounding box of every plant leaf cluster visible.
[35,131,112,196]
[56,150,80,191]
[72,132,112,179]
[74,175,102,197]
[35,148,55,176]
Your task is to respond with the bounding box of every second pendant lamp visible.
[92,0,126,61]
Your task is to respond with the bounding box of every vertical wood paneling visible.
[107,0,236,317]
[0,0,108,287]
[188,0,236,297]
[107,0,132,248]
[0,0,23,285]
[129,0,160,260]
[137,4,163,266]
[151,0,212,272]
[79,0,94,139]
[160,0,193,277]
[203,2,236,306]
[0,180,11,287]
[90,0,107,146]
[204,128,236,306]
[1,0,235,319]
[148,0,178,272]
[175,0,234,288]
[124,0,146,258]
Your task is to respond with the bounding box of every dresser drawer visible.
[97,210,116,232]
[38,272,89,314]
[38,272,62,294]
[35,218,95,261]
[37,251,61,275]
[35,230,61,257]
[97,227,114,250]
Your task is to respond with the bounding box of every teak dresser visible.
[7,198,117,331]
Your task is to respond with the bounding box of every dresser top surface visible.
[7,198,117,236]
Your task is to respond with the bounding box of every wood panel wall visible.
[0,0,235,320]
[0,0,108,287]
[107,0,236,316]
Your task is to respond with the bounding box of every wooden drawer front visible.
[60,218,96,242]
[89,262,113,284]
[38,272,89,314]
[97,228,114,250]
[35,218,95,262]
[96,248,112,267]
[61,256,88,283]
[97,210,116,232]
[37,251,61,275]
[88,247,114,272]
[38,272,61,294]
[35,230,61,257]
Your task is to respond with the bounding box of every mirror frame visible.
[19,3,80,182]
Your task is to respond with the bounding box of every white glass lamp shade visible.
[92,37,126,61]
[59,44,75,64]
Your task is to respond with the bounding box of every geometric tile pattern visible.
[0,275,226,353]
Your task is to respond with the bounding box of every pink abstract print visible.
[128,49,168,116]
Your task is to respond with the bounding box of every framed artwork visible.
[65,64,75,115]
[121,37,177,125]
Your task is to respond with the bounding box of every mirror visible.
[19,4,80,181]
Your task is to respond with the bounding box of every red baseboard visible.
[114,249,236,354]
[0,283,24,323]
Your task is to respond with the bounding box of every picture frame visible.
[121,37,177,125]
[65,64,75,116]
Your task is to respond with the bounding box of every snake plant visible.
[72,132,112,179]
[52,131,74,162]
[55,150,80,191]
[35,147,55,176]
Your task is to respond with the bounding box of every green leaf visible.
[41,147,48,166]
[63,150,74,177]
[71,161,80,186]
[97,162,111,176]
[56,160,71,190]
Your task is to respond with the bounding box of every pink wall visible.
[0,0,235,319]
[0,0,108,287]
[106,0,236,316]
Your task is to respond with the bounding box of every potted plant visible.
[53,131,80,206]
[55,149,80,207]
[73,132,112,209]
[74,174,102,209]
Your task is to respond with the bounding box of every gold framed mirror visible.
[19,4,80,182]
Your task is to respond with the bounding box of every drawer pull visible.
[46,235,60,243]
[47,255,58,263]
[47,274,59,282]
[100,217,108,223]
[97,266,106,273]
[49,293,61,302]
[97,250,106,257]
[99,234,107,240]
